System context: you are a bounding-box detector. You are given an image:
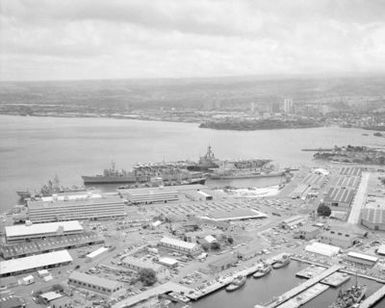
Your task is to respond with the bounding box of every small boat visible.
[253,264,272,278]
[226,275,247,292]
[272,255,290,269]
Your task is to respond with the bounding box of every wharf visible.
[275,283,329,308]
[112,282,194,308]
[296,265,326,279]
[254,265,341,308]
[321,272,350,287]
[359,285,385,308]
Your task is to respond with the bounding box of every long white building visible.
[27,196,125,222]
[159,237,201,256]
[0,250,73,277]
[5,221,83,243]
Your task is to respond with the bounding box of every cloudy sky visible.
[1,0,385,81]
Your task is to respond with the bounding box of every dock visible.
[275,283,329,308]
[254,265,341,308]
[296,265,326,279]
[321,272,351,287]
[359,285,385,308]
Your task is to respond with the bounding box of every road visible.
[347,172,370,225]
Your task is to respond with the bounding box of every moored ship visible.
[272,255,291,269]
[253,263,272,278]
[329,283,367,308]
[17,176,86,200]
[226,275,247,292]
[82,161,207,185]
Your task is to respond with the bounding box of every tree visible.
[201,242,210,252]
[317,204,331,217]
[138,268,157,286]
[227,237,234,245]
[210,242,221,250]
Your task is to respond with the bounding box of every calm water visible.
[0,115,383,210]
[192,261,384,308]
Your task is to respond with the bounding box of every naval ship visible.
[81,161,206,185]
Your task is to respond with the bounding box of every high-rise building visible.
[283,98,294,114]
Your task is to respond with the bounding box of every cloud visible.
[1,0,385,81]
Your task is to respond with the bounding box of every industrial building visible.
[305,242,341,257]
[201,208,267,222]
[324,187,356,209]
[339,167,362,177]
[319,225,367,248]
[0,250,73,277]
[159,237,201,256]
[361,198,385,231]
[334,176,361,188]
[279,215,305,229]
[0,232,104,259]
[5,221,83,243]
[68,271,124,297]
[27,196,126,223]
[208,254,238,272]
[294,225,321,240]
[120,187,178,204]
[344,251,378,267]
[122,256,168,279]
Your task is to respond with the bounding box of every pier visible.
[359,285,385,308]
[254,265,341,308]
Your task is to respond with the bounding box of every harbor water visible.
[190,261,384,308]
[0,115,383,211]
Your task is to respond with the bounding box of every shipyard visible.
[1,144,385,308]
[1,1,385,307]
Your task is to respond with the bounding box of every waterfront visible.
[191,261,383,308]
[0,115,383,211]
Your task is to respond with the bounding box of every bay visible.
[0,115,383,211]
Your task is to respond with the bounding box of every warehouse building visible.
[0,250,73,277]
[159,237,201,256]
[5,221,83,243]
[122,256,168,279]
[120,187,178,204]
[319,225,367,248]
[334,176,361,188]
[27,196,125,223]
[361,198,385,231]
[68,271,124,297]
[305,242,341,257]
[339,167,362,177]
[279,215,306,229]
[324,187,356,209]
[208,254,238,272]
[294,225,321,240]
[0,232,104,259]
[344,251,378,267]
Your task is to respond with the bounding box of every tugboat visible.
[253,263,272,278]
[226,275,247,292]
[329,274,367,308]
[272,255,291,269]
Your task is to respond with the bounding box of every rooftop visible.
[123,256,163,271]
[346,251,378,263]
[28,196,124,209]
[69,271,122,290]
[202,208,267,222]
[5,221,83,238]
[160,237,198,250]
[0,250,73,276]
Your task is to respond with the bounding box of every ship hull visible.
[209,171,285,180]
[82,176,139,184]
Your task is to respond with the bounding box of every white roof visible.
[158,257,178,266]
[86,247,109,259]
[123,256,162,271]
[378,244,385,256]
[347,251,378,263]
[41,291,62,302]
[160,237,198,250]
[0,250,73,276]
[204,235,217,243]
[305,242,341,257]
[152,220,162,227]
[5,221,83,238]
[22,274,34,281]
